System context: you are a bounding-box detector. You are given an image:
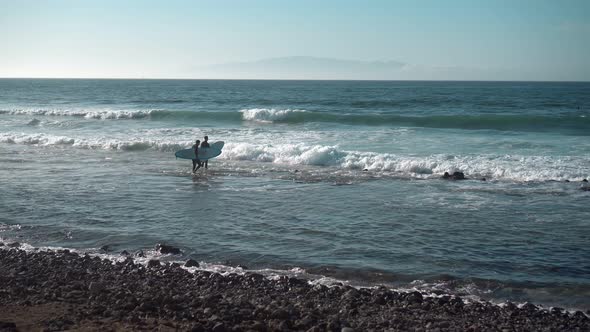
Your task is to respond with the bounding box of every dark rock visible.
[134,249,145,257]
[88,281,105,294]
[185,259,199,268]
[453,171,466,180]
[521,302,537,312]
[212,322,227,332]
[147,259,161,268]
[0,248,588,331]
[120,250,129,256]
[442,171,466,180]
[0,321,17,332]
[100,245,109,252]
[583,179,588,182]
[407,291,423,303]
[190,323,205,332]
[0,243,4,247]
[7,242,20,248]
[271,308,289,320]
[155,243,182,255]
[573,311,588,321]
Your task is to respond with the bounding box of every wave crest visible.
[240,108,307,123]
[0,108,154,120]
[2,133,589,182]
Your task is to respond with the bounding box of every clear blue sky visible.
[1,0,588,80]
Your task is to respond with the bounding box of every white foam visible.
[1,132,589,182]
[1,108,154,120]
[240,108,306,123]
[219,142,590,181]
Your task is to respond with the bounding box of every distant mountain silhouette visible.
[190,56,528,80]
[195,56,407,80]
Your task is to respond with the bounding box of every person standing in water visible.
[192,139,202,173]
[200,135,210,169]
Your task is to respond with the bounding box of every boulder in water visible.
[442,171,466,180]
[155,243,182,255]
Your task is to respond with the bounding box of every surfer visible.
[192,140,202,173]
[201,136,210,169]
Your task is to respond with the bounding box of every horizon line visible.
[1,77,589,83]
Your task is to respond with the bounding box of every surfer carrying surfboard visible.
[201,136,210,169]
[192,140,202,173]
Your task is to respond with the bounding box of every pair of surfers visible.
[192,135,210,173]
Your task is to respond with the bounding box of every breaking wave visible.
[2,108,590,133]
[2,132,588,182]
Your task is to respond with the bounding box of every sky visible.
[0,0,589,80]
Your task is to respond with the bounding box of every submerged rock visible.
[442,171,466,180]
[155,243,182,255]
[185,259,199,268]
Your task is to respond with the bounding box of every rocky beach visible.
[1,246,588,331]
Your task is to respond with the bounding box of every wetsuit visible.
[192,144,201,172]
[200,141,210,168]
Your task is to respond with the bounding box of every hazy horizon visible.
[1,0,589,81]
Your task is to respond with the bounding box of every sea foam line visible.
[0,108,155,120]
[1,132,589,182]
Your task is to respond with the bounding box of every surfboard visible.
[175,141,224,160]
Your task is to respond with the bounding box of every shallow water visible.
[1,79,589,310]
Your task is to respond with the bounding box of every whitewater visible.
[1,79,589,310]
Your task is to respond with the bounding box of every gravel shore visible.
[0,246,588,331]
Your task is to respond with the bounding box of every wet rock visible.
[212,322,227,332]
[0,248,588,331]
[271,308,289,320]
[0,321,17,332]
[88,282,105,294]
[521,302,537,312]
[7,242,20,248]
[155,243,182,255]
[0,243,4,247]
[134,249,145,257]
[147,260,161,268]
[185,259,199,268]
[442,171,466,180]
[120,250,129,256]
[100,245,109,252]
[407,291,423,304]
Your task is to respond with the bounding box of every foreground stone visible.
[0,248,588,331]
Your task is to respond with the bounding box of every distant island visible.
[191,56,536,81]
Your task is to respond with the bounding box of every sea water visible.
[0,79,589,310]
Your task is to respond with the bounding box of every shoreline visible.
[1,247,588,331]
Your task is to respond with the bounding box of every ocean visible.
[1,79,589,310]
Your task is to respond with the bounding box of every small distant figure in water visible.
[192,139,202,173]
[201,135,210,169]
